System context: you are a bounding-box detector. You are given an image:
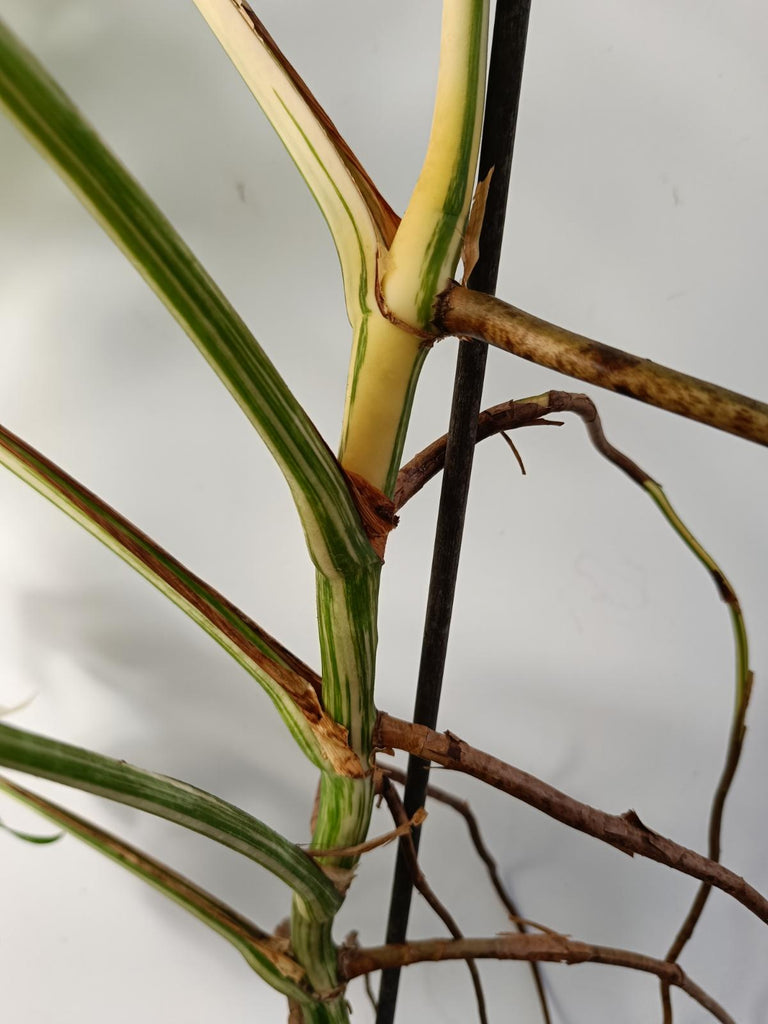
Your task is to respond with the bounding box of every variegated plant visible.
[0,3,490,1019]
[0,3,766,1023]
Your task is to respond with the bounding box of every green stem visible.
[290,569,381,1019]
[291,0,491,1007]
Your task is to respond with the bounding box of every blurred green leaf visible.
[0,814,61,844]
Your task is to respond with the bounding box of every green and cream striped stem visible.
[0,775,314,1004]
[290,568,380,1010]
[189,2,428,496]
[342,0,490,495]
[380,0,488,331]
[293,5,490,1018]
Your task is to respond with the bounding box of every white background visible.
[1,2,767,1021]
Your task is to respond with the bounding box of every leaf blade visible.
[0,721,342,918]
[0,421,362,777]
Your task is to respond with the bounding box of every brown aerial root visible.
[382,763,552,1022]
[378,775,489,1024]
[375,714,768,926]
[338,932,735,1024]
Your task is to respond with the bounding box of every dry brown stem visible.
[433,284,768,447]
[375,714,768,925]
[396,387,758,509]
[339,933,735,1024]
[395,395,555,508]
[383,766,529,925]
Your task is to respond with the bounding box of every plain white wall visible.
[1,2,767,1021]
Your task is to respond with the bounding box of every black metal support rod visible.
[376,3,533,1022]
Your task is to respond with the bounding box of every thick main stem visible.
[291,571,381,1022]
[296,1,492,1015]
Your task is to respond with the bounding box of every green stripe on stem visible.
[381,0,489,330]
[339,0,489,496]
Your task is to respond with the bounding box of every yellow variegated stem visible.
[290,568,379,1015]
[189,3,417,497]
[293,6,490,1017]
[190,0,396,327]
[381,0,489,331]
[338,316,427,496]
[341,0,490,496]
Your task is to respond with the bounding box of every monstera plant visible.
[0,2,766,1022]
